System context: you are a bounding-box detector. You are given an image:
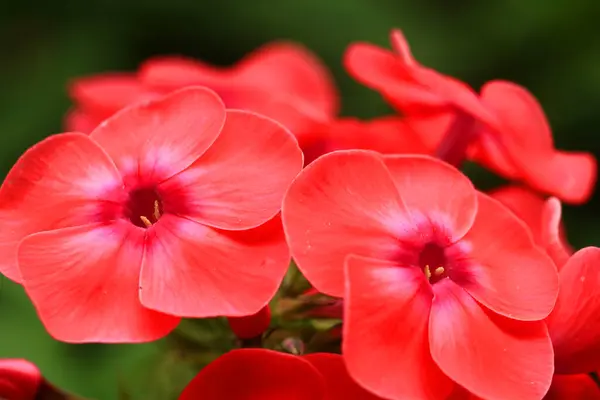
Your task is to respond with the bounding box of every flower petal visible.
[232,42,339,117]
[64,108,106,134]
[160,110,303,230]
[0,132,124,282]
[429,279,554,400]
[546,247,600,374]
[545,374,600,400]
[139,214,290,317]
[68,73,154,112]
[383,155,478,241]
[0,359,41,400]
[541,197,572,268]
[481,80,597,204]
[89,86,226,185]
[344,255,453,400]
[179,348,326,400]
[457,192,558,320]
[138,56,225,89]
[282,150,409,297]
[302,353,385,400]
[17,221,179,342]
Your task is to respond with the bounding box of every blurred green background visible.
[2,0,600,398]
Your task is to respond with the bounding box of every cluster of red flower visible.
[0,29,598,400]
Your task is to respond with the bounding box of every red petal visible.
[429,279,554,400]
[545,374,600,400]
[344,43,445,112]
[17,221,179,342]
[343,255,453,400]
[68,73,159,113]
[480,80,597,204]
[90,86,226,185]
[139,56,226,89]
[541,197,572,268]
[233,42,338,116]
[64,108,106,134]
[383,155,478,240]
[389,29,417,66]
[179,349,326,400]
[457,192,558,320]
[160,110,303,230]
[546,247,600,374]
[282,150,409,297]
[0,359,41,400]
[303,353,385,400]
[304,116,430,164]
[140,214,290,317]
[0,133,124,282]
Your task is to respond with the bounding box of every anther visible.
[140,216,152,228]
[424,265,432,280]
[153,200,161,221]
[433,266,445,276]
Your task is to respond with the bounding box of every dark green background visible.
[1,1,599,398]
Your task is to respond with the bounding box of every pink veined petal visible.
[343,255,454,400]
[233,42,339,117]
[545,374,600,400]
[429,279,554,400]
[179,349,326,400]
[90,86,226,186]
[17,221,179,343]
[0,132,125,282]
[546,247,600,374]
[302,353,385,400]
[282,150,410,297]
[383,155,478,241]
[456,192,558,320]
[139,214,290,318]
[160,110,303,231]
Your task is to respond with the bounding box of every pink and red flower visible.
[179,348,383,399]
[344,29,596,203]
[282,150,558,399]
[0,87,302,343]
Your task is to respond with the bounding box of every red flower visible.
[282,150,558,400]
[179,349,383,399]
[66,42,338,147]
[227,305,272,340]
[545,374,600,400]
[302,116,430,165]
[0,359,41,400]
[345,30,596,203]
[0,87,302,342]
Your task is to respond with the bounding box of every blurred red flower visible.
[0,359,41,400]
[179,348,383,400]
[345,30,596,203]
[0,87,302,342]
[66,42,338,153]
[282,151,558,399]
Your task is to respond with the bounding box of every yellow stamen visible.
[424,265,432,280]
[140,216,152,228]
[153,200,161,221]
[433,266,445,276]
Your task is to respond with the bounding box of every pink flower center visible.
[126,187,163,228]
[418,242,449,284]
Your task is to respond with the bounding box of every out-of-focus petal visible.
[545,374,600,400]
[0,359,42,400]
